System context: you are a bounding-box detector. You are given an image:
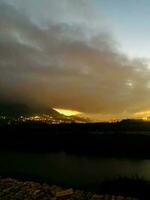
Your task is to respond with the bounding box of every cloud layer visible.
[0,0,150,120]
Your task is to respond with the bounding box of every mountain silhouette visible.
[0,101,90,123]
[0,101,61,118]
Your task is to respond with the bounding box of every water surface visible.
[0,151,150,187]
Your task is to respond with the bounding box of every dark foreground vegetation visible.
[0,119,150,158]
[0,177,143,200]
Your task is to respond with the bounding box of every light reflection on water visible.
[0,151,150,186]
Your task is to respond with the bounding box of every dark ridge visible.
[1,121,150,158]
[0,101,61,118]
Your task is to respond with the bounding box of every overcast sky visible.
[1,0,150,120]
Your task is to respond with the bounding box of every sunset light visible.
[54,108,81,116]
[134,110,150,120]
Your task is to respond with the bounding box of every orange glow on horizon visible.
[53,108,81,116]
[134,110,150,121]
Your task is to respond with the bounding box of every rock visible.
[71,190,86,200]
[104,194,111,200]
[0,178,140,200]
[91,194,104,200]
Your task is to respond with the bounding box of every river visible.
[0,151,150,187]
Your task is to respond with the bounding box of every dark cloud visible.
[0,0,150,120]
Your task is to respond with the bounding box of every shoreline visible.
[0,177,139,200]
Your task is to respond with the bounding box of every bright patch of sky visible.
[96,0,150,58]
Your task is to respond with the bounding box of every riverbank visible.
[0,178,139,200]
[1,122,150,159]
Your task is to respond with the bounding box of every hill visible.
[0,101,88,124]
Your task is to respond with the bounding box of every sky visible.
[0,0,150,121]
[97,0,150,58]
